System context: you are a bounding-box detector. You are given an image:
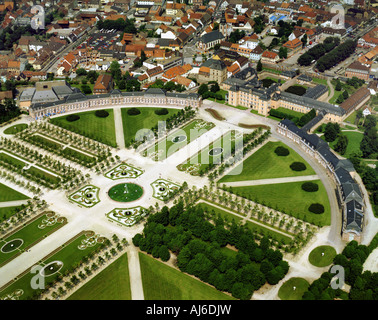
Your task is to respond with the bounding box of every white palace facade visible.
[29,88,202,119]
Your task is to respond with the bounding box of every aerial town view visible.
[0,0,377,310]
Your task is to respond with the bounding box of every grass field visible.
[218,141,315,183]
[0,212,66,266]
[322,131,364,158]
[178,130,242,175]
[139,252,235,300]
[27,166,61,186]
[121,107,181,146]
[197,202,294,244]
[227,180,331,226]
[0,206,25,222]
[308,245,337,267]
[0,232,103,300]
[0,152,26,169]
[67,252,131,300]
[0,182,29,202]
[3,124,28,135]
[144,119,215,161]
[278,277,310,300]
[108,183,144,202]
[50,109,117,147]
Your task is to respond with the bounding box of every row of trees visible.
[133,200,289,300]
[297,37,340,66]
[0,99,21,125]
[315,40,357,72]
[96,18,137,34]
[302,237,378,300]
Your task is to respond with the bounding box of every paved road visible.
[113,107,125,149]
[0,200,29,208]
[221,175,320,188]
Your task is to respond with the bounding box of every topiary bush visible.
[66,114,80,122]
[95,109,109,118]
[154,108,169,116]
[274,146,290,156]
[302,182,319,192]
[127,107,141,116]
[290,162,307,171]
[308,203,324,214]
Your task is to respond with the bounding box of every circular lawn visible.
[308,245,337,267]
[108,183,144,202]
[278,277,310,300]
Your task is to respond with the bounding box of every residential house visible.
[345,61,371,81]
[261,51,279,64]
[93,74,114,94]
[282,38,302,56]
[197,31,225,51]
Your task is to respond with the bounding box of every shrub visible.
[66,114,80,122]
[274,146,290,156]
[154,108,169,116]
[127,107,141,116]
[95,110,109,118]
[301,182,319,192]
[308,203,325,214]
[290,162,306,171]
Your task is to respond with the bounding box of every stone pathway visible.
[221,175,320,188]
[113,107,125,149]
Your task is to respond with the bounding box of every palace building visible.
[277,119,364,243]
[29,88,201,119]
[227,77,347,122]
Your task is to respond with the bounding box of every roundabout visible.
[108,183,144,203]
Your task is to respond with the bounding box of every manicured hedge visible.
[127,108,141,116]
[274,146,290,156]
[154,108,169,116]
[95,109,109,118]
[290,162,306,171]
[301,182,319,192]
[66,114,80,122]
[308,203,325,214]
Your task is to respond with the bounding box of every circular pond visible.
[40,261,64,277]
[1,239,23,253]
[171,135,187,143]
[209,147,223,156]
[108,183,144,202]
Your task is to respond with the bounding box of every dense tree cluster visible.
[323,122,340,142]
[360,115,378,159]
[302,236,378,300]
[297,37,340,66]
[96,18,137,34]
[133,200,289,300]
[315,40,357,72]
[0,99,21,125]
[269,108,316,128]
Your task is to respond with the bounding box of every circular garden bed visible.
[308,245,337,267]
[278,277,310,300]
[274,146,290,156]
[290,162,307,171]
[301,182,319,192]
[108,183,144,202]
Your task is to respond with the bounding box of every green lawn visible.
[0,182,29,202]
[227,180,331,226]
[197,202,293,244]
[218,141,315,183]
[26,166,61,186]
[0,206,25,223]
[0,212,66,266]
[3,124,28,135]
[0,232,103,300]
[68,252,131,300]
[0,152,26,169]
[278,277,310,300]
[108,183,144,202]
[50,109,117,147]
[308,245,337,267]
[325,131,364,158]
[275,107,304,119]
[121,107,181,147]
[144,119,215,161]
[139,252,235,300]
[178,130,242,176]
